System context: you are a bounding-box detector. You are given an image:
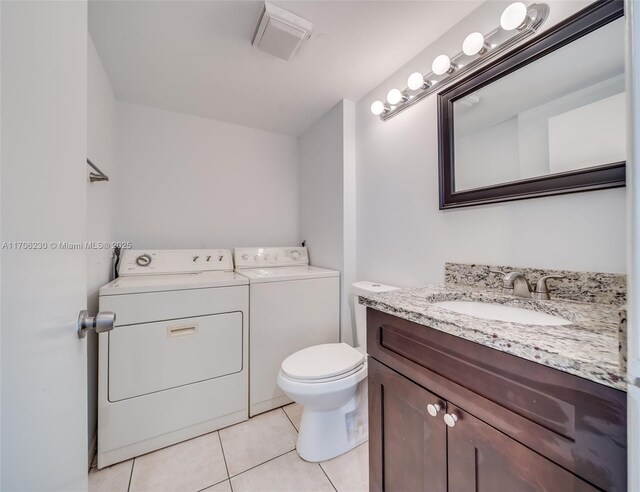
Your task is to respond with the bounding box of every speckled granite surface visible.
[445,262,626,306]
[360,285,626,391]
[619,307,628,373]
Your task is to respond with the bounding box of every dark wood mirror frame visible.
[438,0,625,210]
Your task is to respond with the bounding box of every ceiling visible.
[89,1,481,136]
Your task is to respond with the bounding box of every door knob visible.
[427,403,441,417]
[77,310,115,339]
[444,412,458,428]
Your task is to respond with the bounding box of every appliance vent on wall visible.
[251,2,312,61]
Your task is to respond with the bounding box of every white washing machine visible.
[234,247,339,416]
[97,249,249,468]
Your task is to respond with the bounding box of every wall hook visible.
[87,158,109,182]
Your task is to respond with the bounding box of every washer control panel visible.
[118,249,234,276]
[233,247,309,269]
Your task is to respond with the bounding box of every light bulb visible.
[370,100,385,116]
[407,72,428,91]
[500,2,528,31]
[462,32,487,56]
[387,88,404,105]
[432,55,453,76]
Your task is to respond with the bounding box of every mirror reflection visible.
[453,18,625,192]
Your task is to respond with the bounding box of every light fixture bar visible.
[376,3,549,122]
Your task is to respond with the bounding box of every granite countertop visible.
[360,285,626,391]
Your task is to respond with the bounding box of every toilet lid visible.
[281,343,365,381]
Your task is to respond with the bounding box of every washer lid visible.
[281,343,365,381]
[235,265,339,283]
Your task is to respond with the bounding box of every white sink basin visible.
[432,301,572,326]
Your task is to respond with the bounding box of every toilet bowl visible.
[277,281,399,462]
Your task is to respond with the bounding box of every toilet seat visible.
[282,363,365,384]
[281,343,365,383]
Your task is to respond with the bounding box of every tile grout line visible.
[196,478,231,492]
[228,448,297,480]
[318,462,339,492]
[280,406,299,432]
[217,431,233,492]
[126,458,135,492]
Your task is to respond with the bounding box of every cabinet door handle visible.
[427,403,441,417]
[444,412,458,428]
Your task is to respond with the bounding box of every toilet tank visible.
[352,281,399,351]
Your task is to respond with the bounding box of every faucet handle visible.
[533,274,566,300]
[489,269,508,284]
[489,269,511,290]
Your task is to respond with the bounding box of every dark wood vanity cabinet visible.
[369,359,447,492]
[367,309,627,492]
[446,401,597,492]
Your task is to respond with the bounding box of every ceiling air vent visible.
[251,2,312,61]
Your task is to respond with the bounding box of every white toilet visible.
[277,280,398,462]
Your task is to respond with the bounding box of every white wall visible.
[299,100,357,344]
[115,103,299,249]
[343,101,357,344]
[300,102,344,270]
[87,35,117,457]
[356,0,626,289]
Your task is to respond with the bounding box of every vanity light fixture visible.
[407,71,431,91]
[432,54,456,75]
[462,32,489,56]
[386,88,407,105]
[370,2,549,119]
[370,100,388,116]
[500,2,529,31]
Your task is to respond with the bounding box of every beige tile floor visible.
[89,403,368,492]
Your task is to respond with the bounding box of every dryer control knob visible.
[241,254,248,261]
[136,254,152,267]
[291,250,301,260]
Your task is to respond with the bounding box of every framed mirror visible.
[438,0,625,209]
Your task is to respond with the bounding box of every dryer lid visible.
[281,343,365,381]
[99,271,247,296]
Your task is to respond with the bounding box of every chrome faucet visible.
[490,270,565,300]
[492,270,532,298]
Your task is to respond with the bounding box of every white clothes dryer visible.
[97,249,248,468]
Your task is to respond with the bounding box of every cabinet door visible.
[368,358,447,492]
[446,404,599,492]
